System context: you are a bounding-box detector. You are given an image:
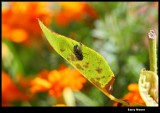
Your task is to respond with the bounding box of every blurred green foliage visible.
[90,2,158,105]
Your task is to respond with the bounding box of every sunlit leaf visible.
[138,69,158,106]
[38,20,115,95]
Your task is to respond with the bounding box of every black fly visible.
[73,43,83,60]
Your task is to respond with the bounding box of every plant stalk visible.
[148,30,157,74]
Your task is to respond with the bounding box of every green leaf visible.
[138,69,158,106]
[38,20,115,95]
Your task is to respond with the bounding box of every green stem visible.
[148,30,157,74]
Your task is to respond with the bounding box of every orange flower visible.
[30,70,52,93]
[55,2,97,26]
[113,83,146,106]
[54,104,66,107]
[2,71,28,106]
[30,65,86,97]
[2,2,52,43]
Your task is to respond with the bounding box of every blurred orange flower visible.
[30,70,51,93]
[2,71,28,106]
[55,2,97,26]
[113,83,146,106]
[54,104,66,107]
[2,2,52,43]
[30,65,86,97]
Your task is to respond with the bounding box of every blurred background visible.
[2,2,158,106]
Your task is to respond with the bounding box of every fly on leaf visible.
[73,43,83,60]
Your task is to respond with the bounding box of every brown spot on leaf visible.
[83,62,89,68]
[67,57,70,61]
[90,76,115,96]
[96,77,100,80]
[96,67,102,73]
[101,76,105,79]
[104,76,115,94]
[70,54,77,61]
[90,78,101,88]
[60,48,65,52]
[76,64,84,70]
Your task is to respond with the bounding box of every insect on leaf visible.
[38,20,115,95]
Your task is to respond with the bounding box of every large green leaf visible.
[38,20,115,95]
[139,69,158,106]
